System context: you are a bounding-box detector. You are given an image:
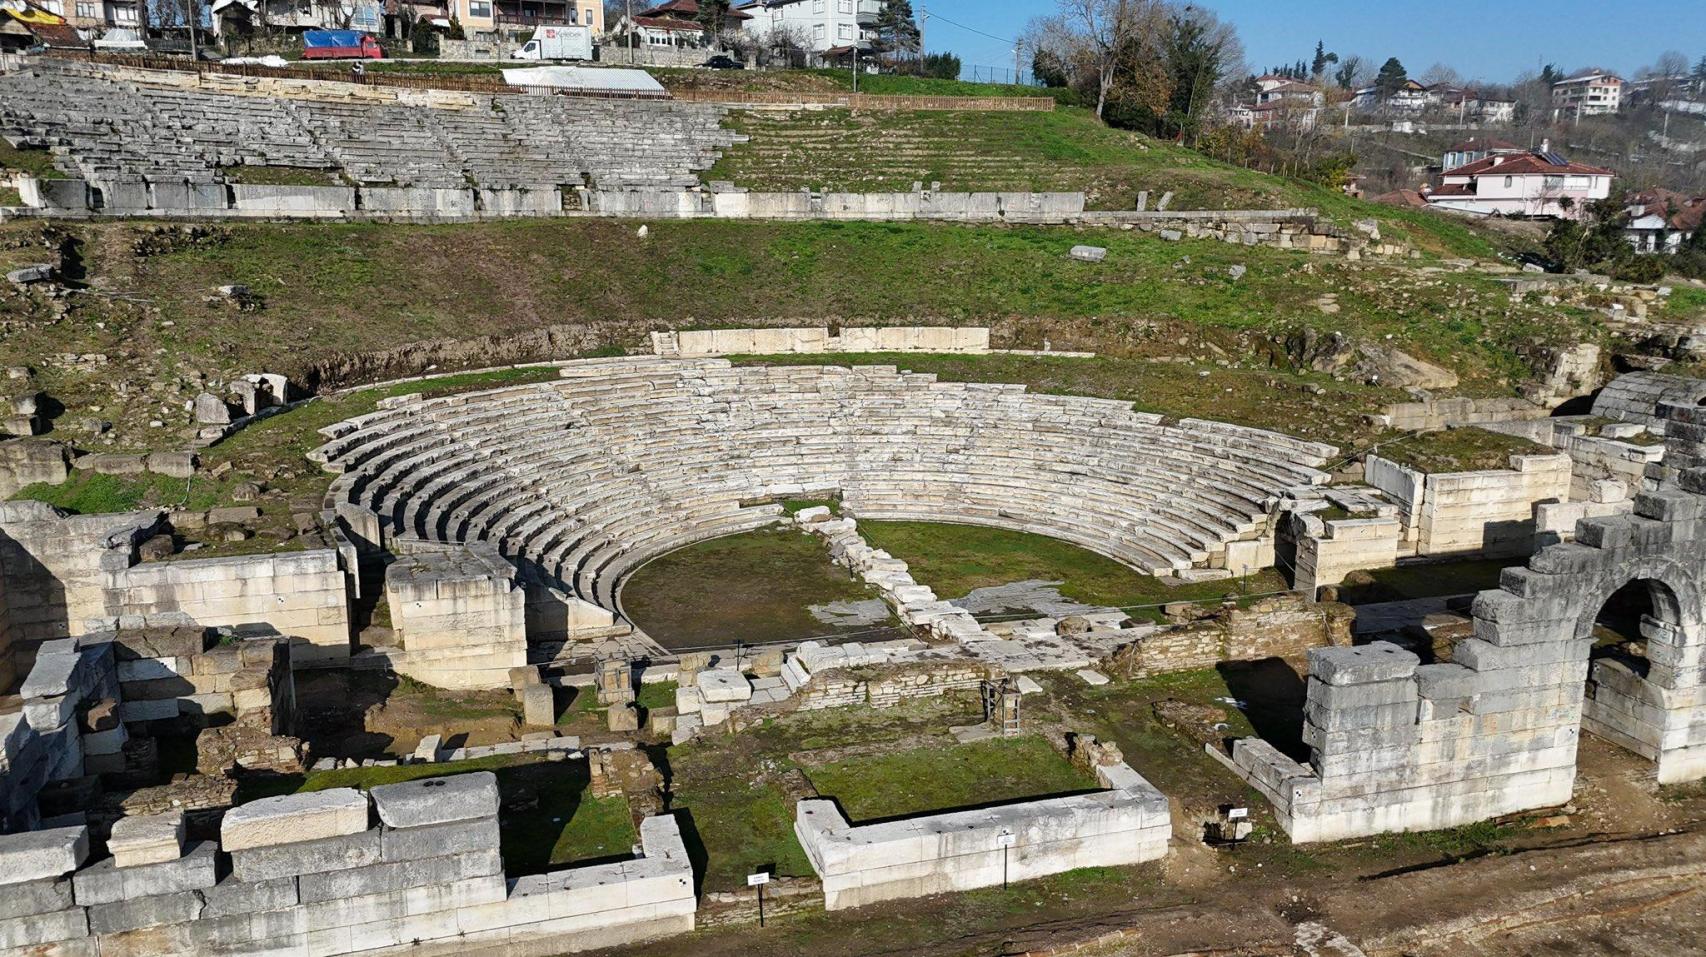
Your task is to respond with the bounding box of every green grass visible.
[14,470,214,515]
[219,165,345,186]
[859,520,1288,620]
[297,752,529,791]
[545,793,637,864]
[636,680,678,711]
[0,188,20,207]
[621,526,891,650]
[803,735,1096,822]
[0,140,65,179]
[1373,426,1553,473]
[1666,287,1706,319]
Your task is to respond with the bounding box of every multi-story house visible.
[1625,189,1704,254]
[18,0,138,34]
[736,0,879,58]
[451,0,599,35]
[1440,137,1524,172]
[1551,69,1622,117]
[211,0,381,35]
[1426,144,1613,219]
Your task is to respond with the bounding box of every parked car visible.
[702,55,743,70]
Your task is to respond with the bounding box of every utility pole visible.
[185,0,199,60]
[1012,42,1019,85]
[917,6,925,75]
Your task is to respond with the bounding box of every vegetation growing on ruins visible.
[0,139,63,180]
[859,520,1289,619]
[1372,425,1555,473]
[621,527,899,649]
[1335,557,1525,604]
[802,735,1097,821]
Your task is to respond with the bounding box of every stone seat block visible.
[73,840,216,906]
[370,772,499,830]
[0,827,89,887]
[220,788,370,851]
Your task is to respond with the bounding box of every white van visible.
[511,25,594,61]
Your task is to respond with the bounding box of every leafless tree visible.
[1054,0,1168,121]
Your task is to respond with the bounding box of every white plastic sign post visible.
[1228,807,1249,820]
[747,872,771,886]
[995,833,1017,847]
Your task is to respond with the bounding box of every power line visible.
[918,6,1017,48]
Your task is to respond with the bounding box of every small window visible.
[811,0,823,10]
[468,0,490,15]
[836,22,851,38]
[837,0,850,10]
[1503,175,1512,188]
[812,22,824,39]
[1544,175,1563,189]
[75,0,96,16]
[111,3,136,21]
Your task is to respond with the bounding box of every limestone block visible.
[370,772,498,830]
[0,906,88,949]
[521,683,556,728]
[199,875,299,919]
[0,877,73,921]
[674,686,702,715]
[221,788,370,851]
[0,827,89,886]
[696,669,752,703]
[298,848,502,904]
[72,842,216,906]
[1068,245,1107,262]
[106,811,185,868]
[1308,642,1418,685]
[230,830,381,883]
[87,889,204,934]
[607,703,640,732]
[379,816,500,863]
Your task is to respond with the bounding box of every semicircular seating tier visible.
[0,61,739,190]
[312,358,1336,614]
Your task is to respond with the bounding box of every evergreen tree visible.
[696,0,732,42]
[872,0,920,61]
[1375,57,1407,99]
[1311,40,1337,78]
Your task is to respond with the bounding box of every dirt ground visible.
[593,709,1706,957]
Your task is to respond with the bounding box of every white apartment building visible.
[736,0,879,55]
[1552,70,1622,117]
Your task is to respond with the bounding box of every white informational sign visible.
[995,832,1017,848]
[1227,807,1249,820]
[747,872,771,886]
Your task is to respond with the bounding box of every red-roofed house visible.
[1625,189,1705,253]
[1425,145,1614,219]
[1441,137,1525,172]
[615,0,748,52]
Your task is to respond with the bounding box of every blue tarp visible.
[303,29,365,49]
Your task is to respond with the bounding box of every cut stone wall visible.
[1365,452,1572,557]
[1372,396,1548,432]
[652,326,991,358]
[590,189,1086,223]
[1105,594,1353,679]
[1220,442,1706,841]
[0,774,697,956]
[383,540,527,691]
[795,757,1170,910]
[0,502,160,693]
[112,550,352,664]
[1291,513,1401,592]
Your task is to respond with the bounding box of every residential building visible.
[1440,137,1524,173]
[0,1,86,46]
[11,0,136,33]
[1552,69,1622,117]
[1226,99,1318,131]
[1624,189,1704,254]
[735,0,878,57]
[450,0,600,34]
[1433,87,1515,124]
[612,0,744,52]
[1352,79,1436,113]
[1425,145,1614,219]
[211,0,382,34]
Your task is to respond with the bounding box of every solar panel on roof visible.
[1540,152,1569,166]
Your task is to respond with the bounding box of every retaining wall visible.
[1292,514,1402,592]
[589,188,1086,222]
[0,775,697,956]
[1106,594,1353,678]
[652,325,990,358]
[1365,452,1571,557]
[795,759,1170,910]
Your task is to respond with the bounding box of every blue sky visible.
[928,0,1706,85]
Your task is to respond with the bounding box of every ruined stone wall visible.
[795,756,1170,910]
[1107,595,1352,678]
[1292,515,1401,592]
[793,660,988,711]
[111,551,352,664]
[1221,438,1706,841]
[590,189,1086,223]
[1372,396,1548,432]
[0,775,697,956]
[0,503,160,692]
[383,541,527,691]
[1366,452,1572,557]
[652,326,991,358]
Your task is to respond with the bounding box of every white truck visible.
[510,25,594,61]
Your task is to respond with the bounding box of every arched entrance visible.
[1581,576,1683,764]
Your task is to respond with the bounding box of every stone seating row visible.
[0,64,739,192]
[315,358,1331,616]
